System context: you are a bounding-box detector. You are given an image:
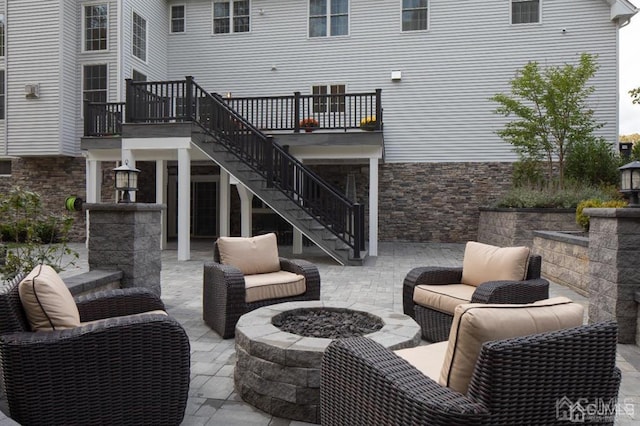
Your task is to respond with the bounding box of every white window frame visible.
[401,0,429,32]
[0,14,5,58]
[170,4,186,34]
[81,63,109,118]
[308,0,349,38]
[82,3,109,52]
[132,11,147,62]
[510,0,542,25]
[311,83,346,113]
[212,0,251,35]
[0,69,5,120]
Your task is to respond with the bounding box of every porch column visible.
[85,158,102,246]
[236,185,253,237]
[219,169,230,237]
[293,229,303,254]
[156,160,167,250]
[369,156,379,256]
[177,148,191,261]
[121,150,136,202]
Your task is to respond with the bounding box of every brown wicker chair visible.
[0,274,190,426]
[403,248,549,342]
[321,321,621,425]
[203,237,321,338]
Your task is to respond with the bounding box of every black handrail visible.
[84,100,125,136]
[226,90,382,132]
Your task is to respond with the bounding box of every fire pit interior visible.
[272,307,384,339]
[234,301,421,424]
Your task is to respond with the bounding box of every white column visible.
[156,160,167,250]
[121,150,136,202]
[293,228,303,254]
[236,185,253,237]
[219,169,230,237]
[368,156,379,256]
[85,158,102,247]
[177,149,191,261]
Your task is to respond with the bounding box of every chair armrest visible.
[75,288,165,322]
[203,261,246,299]
[402,267,463,316]
[203,261,246,338]
[280,258,321,299]
[321,337,488,426]
[470,279,549,304]
[0,315,190,426]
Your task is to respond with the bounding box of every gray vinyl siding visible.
[60,0,79,155]
[6,0,63,156]
[121,0,169,83]
[167,0,619,163]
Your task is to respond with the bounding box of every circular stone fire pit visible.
[234,301,421,424]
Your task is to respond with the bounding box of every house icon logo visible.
[556,396,587,422]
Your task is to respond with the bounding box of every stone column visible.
[585,207,640,343]
[85,203,165,297]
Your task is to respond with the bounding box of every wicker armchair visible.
[203,234,321,338]
[0,274,190,426]
[321,321,621,426]
[403,243,549,342]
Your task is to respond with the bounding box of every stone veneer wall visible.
[533,231,589,296]
[478,208,582,247]
[378,162,514,242]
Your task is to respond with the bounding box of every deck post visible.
[185,76,194,121]
[125,79,134,123]
[294,92,301,133]
[375,89,382,130]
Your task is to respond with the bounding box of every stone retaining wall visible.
[533,231,589,296]
[478,208,582,247]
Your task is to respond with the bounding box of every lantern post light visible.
[113,160,141,203]
[619,160,640,208]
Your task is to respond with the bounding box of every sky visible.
[620,15,640,136]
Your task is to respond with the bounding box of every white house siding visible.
[121,0,169,83]
[166,0,620,163]
[6,0,64,156]
[60,0,79,155]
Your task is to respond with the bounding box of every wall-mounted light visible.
[391,71,402,81]
[226,92,232,99]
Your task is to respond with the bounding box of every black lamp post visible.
[113,160,140,203]
[619,160,640,207]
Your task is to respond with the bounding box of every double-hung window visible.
[309,0,348,38]
[312,84,345,113]
[213,0,250,34]
[0,14,5,57]
[83,65,107,104]
[84,4,108,51]
[511,0,540,24]
[402,0,428,32]
[0,70,4,119]
[171,5,186,33]
[133,12,147,61]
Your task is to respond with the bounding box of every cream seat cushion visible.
[395,297,584,396]
[81,310,168,327]
[244,271,306,303]
[217,233,281,275]
[461,241,530,286]
[18,264,81,331]
[413,284,476,315]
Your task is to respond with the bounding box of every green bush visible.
[576,198,628,230]
[494,185,621,209]
[565,138,621,187]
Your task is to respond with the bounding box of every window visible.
[309,0,348,38]
[512,0,540,24]
[213,0,250,34]
[0,70,4,119]
[0,14,5,57]
[0,160,11,176]
[402,0,428,31]
[84,4,108,51]
[312,84,345,113]
[171,5,186,33]
[83,64,107,104]
[132,70,147,82]
[133,12,147,61]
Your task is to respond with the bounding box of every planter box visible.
[478,207,582,247]
[533,231,589,296]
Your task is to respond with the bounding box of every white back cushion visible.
[461,241,530,286]
[217,233,281,275]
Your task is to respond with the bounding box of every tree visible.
[631,87,640,105]
[619,133,640,143]
[492,53,604,189]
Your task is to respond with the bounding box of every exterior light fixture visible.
[113,160,140,203]
[619,160,640,207]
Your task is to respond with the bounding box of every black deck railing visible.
[226,90,382,132]
[84,101,125,136]
[85,77,366,258]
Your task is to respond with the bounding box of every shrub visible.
[576,199,628,230]
[565,138,621,187]
[494,185,621,209]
